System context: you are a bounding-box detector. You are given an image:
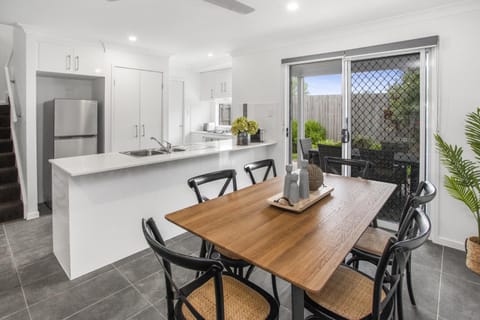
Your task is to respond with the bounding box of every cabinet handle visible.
[211,89,213,99]
[75,56,79,71]
[142,124,145,137]
[66,55,71,70]
[135,125,139,138]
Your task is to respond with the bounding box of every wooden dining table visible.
[166,174,396,320]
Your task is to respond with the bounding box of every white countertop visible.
[49,140,276,177]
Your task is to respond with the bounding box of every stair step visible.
[0,127,10,139]
[0,182,20,202]
[0,152,15,168]
[0,200,23,223]
[0,115,9,127]
[0,167,18,184]
[0,139,13,153]
[0,105,9,116]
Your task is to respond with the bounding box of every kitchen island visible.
[50,140,276,279]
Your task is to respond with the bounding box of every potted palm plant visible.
[231,116,258,145]
[435,107,480,274]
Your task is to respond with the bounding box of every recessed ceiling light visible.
[286,2,299,12]
[128,35,137,42]
[207,53,213,57]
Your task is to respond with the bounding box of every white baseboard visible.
[435,236,466,252]
[25,210,40,220]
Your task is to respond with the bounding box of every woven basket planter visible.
[466,236,480,275]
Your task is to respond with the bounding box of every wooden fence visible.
[292,95,343,141]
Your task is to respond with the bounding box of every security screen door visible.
[290,51,425,223]
[348,53,422,222]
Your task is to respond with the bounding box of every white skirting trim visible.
[25,210,40,220]
[435,236,466,252]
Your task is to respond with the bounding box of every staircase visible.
[0,102,23,222]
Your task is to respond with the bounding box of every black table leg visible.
[291,284,304,320]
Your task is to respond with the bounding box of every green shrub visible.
[305,120,327,145]
[318,139,342,147]
[291,119,327,154]
[352,136,382,150]
[292,120,298,153]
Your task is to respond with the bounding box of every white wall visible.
[168,60,212,143]
[0,25,13,103]
[232,3,480,250]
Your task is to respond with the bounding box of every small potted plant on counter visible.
[435,107,480,275]
[231,116,258,145]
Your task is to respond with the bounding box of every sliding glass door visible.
[290,60,343,162]
[289,50,427,223]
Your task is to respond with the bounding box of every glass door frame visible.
[287,56,345,164]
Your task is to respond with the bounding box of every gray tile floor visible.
[1,213,479,320]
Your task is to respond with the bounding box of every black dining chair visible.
[244,159,277,184]
[187,169,253,278]
[347,180,436,320]
[305,206,431,320]
[323,156,372,178]
[142,218,279,320]
[243,159,280,303]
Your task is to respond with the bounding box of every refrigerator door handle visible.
[134,125,139,138]
[142,124,145,137]
[66,55,71,71]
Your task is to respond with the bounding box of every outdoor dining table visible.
[166,174,396,320]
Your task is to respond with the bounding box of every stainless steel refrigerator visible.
[44,99,98,205]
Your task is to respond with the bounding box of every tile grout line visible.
[435,246,444,320]
[125,304,167,320]
[112,263,165,318]
[26,265,118,309]
[61,284,132,320]
[2,224,33,320]
[440,269,480,286]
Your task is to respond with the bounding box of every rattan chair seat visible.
[306,265,386,320]
[182,275,271,320]
[215,246,243,260]
[354,227,393,256]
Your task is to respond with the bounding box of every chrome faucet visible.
[150,137,172,153]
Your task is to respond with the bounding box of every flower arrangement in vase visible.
[231,116,259,145]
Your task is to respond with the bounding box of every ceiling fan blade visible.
[203,0,255,15]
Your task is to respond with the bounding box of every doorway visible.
[169,79,185,145]
[289,51,427,224]
[290,59,343,162]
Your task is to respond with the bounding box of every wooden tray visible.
[267,185,334,213]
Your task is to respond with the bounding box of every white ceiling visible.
[0,0,461,69]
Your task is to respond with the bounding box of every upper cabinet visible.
[37,41,105,76]
[200,68,232,100]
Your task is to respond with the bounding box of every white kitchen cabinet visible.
[112,67,163,152]
[200,68,232,100]
[37,41,105,76]
[140,70,164,149]
[200,71,216,100]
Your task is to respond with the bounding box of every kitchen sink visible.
[172,147,186,152]
[121,149,167,157]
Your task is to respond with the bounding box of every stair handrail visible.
[4,50,21,123]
